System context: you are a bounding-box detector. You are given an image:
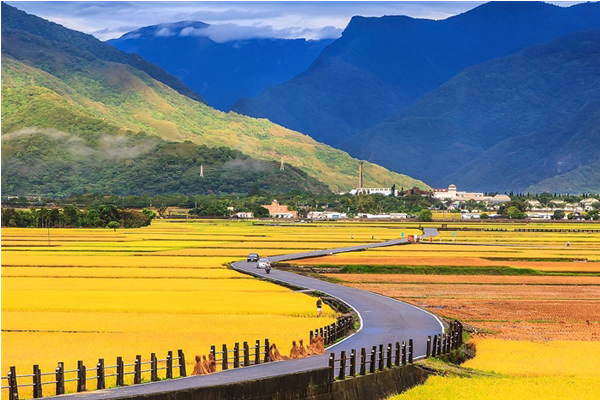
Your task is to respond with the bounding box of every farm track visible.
[51,229,444,399]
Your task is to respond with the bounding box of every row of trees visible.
[1,205,155,228]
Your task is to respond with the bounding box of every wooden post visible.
[408,339,414,363]
[401,341,407,366]
[9,366,19,400]
[446,334,451,353]
[378,344,384,371]
[395,342,400,367]
[134,355,142,384]
[324,326,329,345]
[264,339,270,363]
[254,340,260,365]
[166,351,173,380]
[426,336,431,358]
[310,330,314,342]
[437,334,442,355]
[56,362,65,395]
[360,348,367,376]
[243,342,250,367]
[369,347,376,374]
[338,351,346,380]
[349,350,356,377]
[328,354,335,383]
[77,361,86,392]
[210,346,216,366]
[233,343,240,368]
[222,344,229,370]
[386,343,392,369]
[97,359,105,390]
[33,365,42,398]
[432,335,438,357]
[150,353,158,382]
[178,350,186,377]
[117,356,124,386]
[319,327,324,338]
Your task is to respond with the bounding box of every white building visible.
[307,211,348,220]
[233,212,254,219]
[433,184,485,201]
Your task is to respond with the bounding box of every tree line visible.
[1,205,155,228]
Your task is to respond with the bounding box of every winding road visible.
[57,228,443,399]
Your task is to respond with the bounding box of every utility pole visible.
[200,164,204,177]
[280,157,285,171]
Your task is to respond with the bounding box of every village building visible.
[232,212,254,219]
[433,184,485,201]
[307,211,348,220]
[261,200,298,218]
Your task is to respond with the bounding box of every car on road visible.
[247,253,259,262]
[257,258,271,269]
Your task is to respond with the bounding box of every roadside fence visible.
[2,316,355,399]
[327,320,463,381]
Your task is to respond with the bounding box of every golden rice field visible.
[4,219,421,397]
[390,339,600,400]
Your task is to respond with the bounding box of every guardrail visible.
[327,320,463,381]
[2,316,354,399]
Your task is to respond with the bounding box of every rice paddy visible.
[5,220,413,397]
[390,339,600,400]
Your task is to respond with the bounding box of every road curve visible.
[56,229,443,399]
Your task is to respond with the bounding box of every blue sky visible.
[6,1,586,41]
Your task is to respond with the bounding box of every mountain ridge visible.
[108,21,334,110]
[232,1,600,148]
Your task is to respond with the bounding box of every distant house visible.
[233,212,254,219]
[307,211,347,220]
[261,200,298,218]
[433,184,485,201]
[491,194,511,203]
[350,188,399,196]
[166,207,192,216]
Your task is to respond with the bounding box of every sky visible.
[6,1,588,42]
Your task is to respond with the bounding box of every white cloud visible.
[155,27,172,37]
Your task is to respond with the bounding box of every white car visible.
[257,258,271,269]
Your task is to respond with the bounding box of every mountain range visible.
[1,2,425,196]
[226,1,600,192]
[232,1,600,147]
[108,22,333,111]
[342,29,600,193]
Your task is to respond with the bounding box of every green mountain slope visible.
[1,3,427,194]
[2,128,330,196]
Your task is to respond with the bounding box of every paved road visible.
[56,229,442,399]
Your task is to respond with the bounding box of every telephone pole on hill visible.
[280,157,285,171]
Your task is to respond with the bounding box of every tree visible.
[553,210,565,220]
[418,209,433,222]
[480,213,489,219]
[106,221,120,232]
